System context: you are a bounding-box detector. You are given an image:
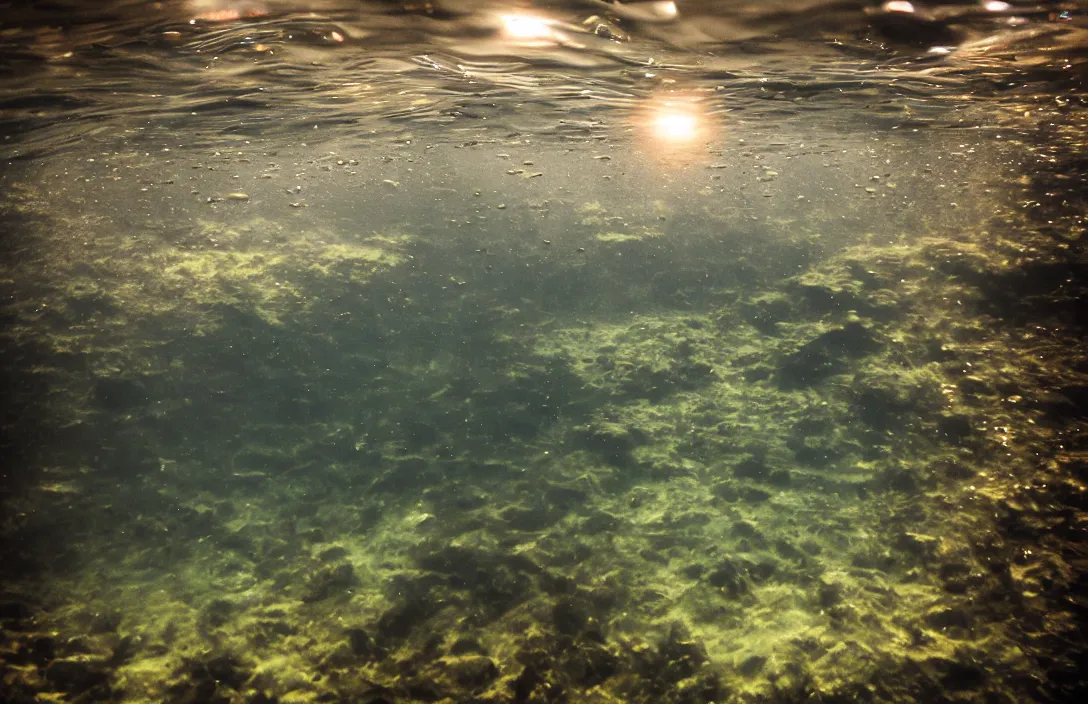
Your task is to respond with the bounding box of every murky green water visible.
[1,1,1087,702]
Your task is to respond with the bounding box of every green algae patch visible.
[578,200,607,226]
[595,231,659,243]
[143,224,410,324]
[4,209,411,366]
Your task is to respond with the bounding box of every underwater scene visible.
[1,1,1086,702]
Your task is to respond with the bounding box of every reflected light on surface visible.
[600,1,679,22]
[638,95,708,152]
[651,2,679,20]
[187,0,267,22]
[883,1,915,13]
[501,14,555,41]
[653,109,698,142]
[983,1,1011,11]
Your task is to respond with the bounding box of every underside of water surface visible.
[1,1,1087,703]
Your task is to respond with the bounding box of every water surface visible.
[2,1,1087,702]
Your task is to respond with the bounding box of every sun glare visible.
[882,1,915,13]
[653,110,698,141]
[647,98,704,143]
[501,14,555,41]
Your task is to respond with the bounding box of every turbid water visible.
[1,1,1087,702]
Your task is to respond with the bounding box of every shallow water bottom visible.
[1,133,1087,703]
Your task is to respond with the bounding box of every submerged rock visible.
[738,654,767,677]
[853,377,923,430]
[873,466,925,494]
[200,598,235,629]
[742,294,793,335]
[171,652,249,703]
[927,656,987,691]
[0,600,34,624]
[44,658,108,693]
[787,418,843,467]
[925,606,973,631]
[91,376,149,412]
[935,414,973,445]
[706,559,750,599]
[501,503,564,532]
[776,322,882,388]
[17,635,57,667]
[732,455,767,480]
[301,563,355,603]
[444,654,499,688]
[347,627,378,658]
[576,421,647,467]
[655,622,709,682]
[817,582,845,609]
[552,596,599,637]
[449,635,486,656]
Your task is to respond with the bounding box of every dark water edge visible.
[2,4,1088,704]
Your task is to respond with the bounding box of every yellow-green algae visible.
[1,182,1084,703]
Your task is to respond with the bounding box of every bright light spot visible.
[188,1,268,22]
[927,46,953,54]
[501,14,554,41]
[653,2,679,20]
[653,110,698,141]
[196,8,241,21]
[883,1,915,13]
[330,30,344,43]
[636,95,709,159]
[983,1,1010,11]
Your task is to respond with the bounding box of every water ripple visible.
[0,0,1082,158]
